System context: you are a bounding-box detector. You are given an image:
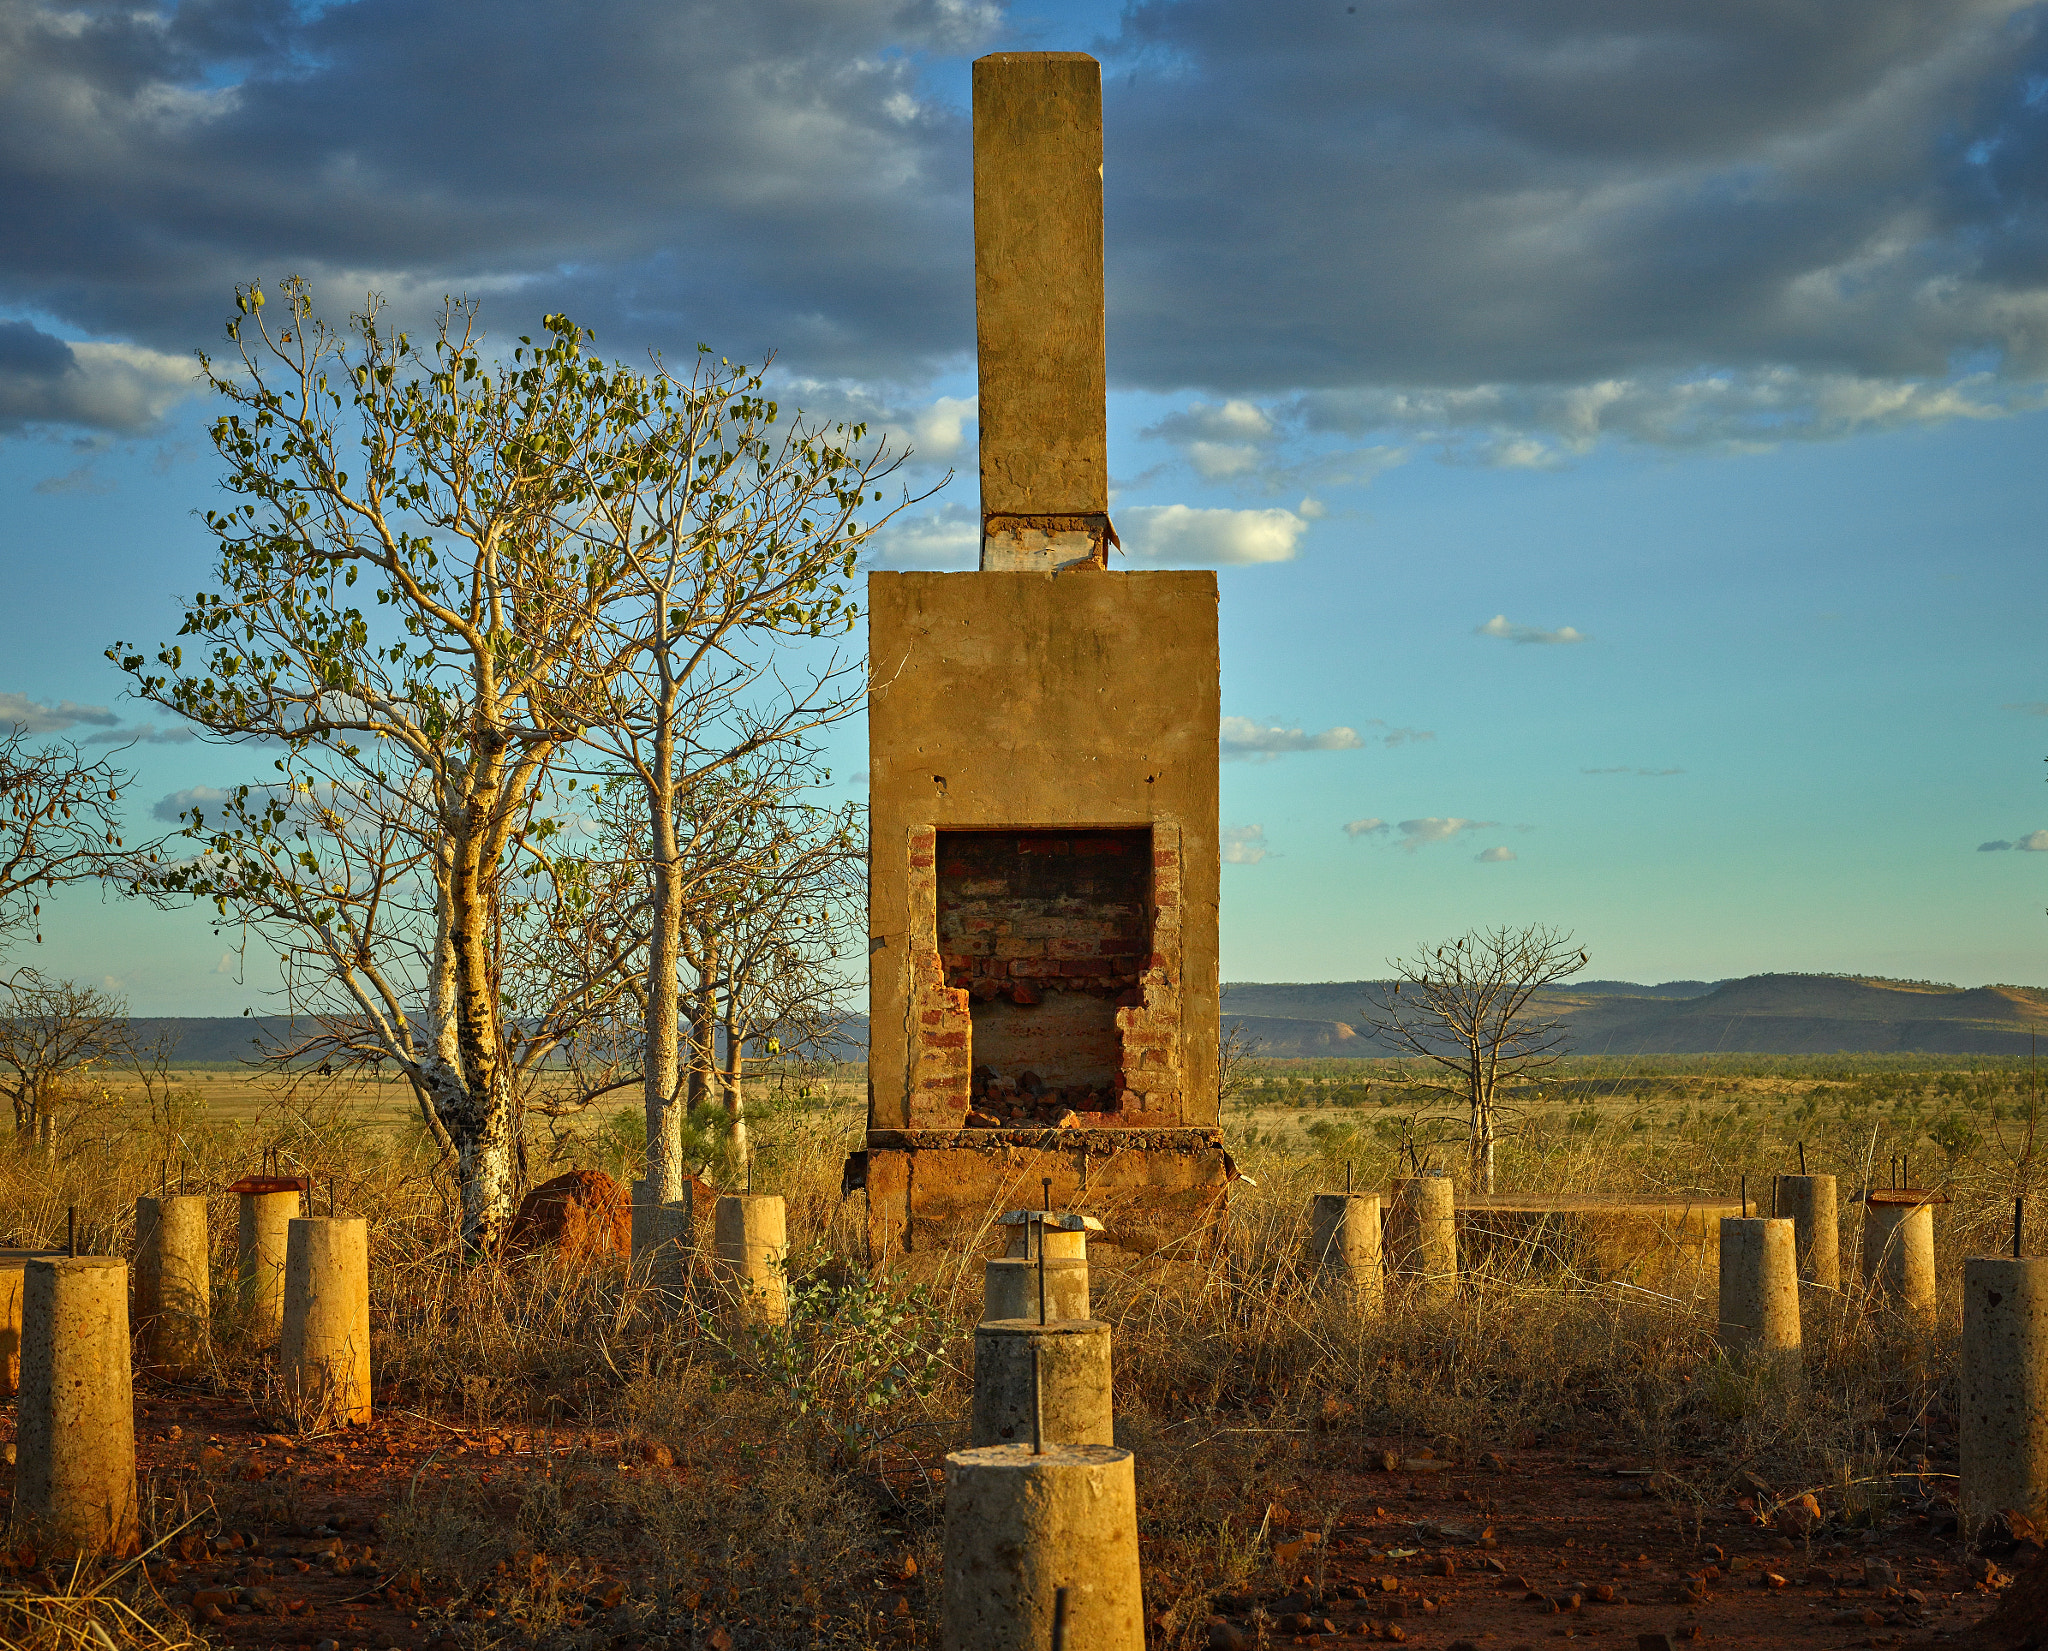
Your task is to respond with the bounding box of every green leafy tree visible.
[114,278,894,1248]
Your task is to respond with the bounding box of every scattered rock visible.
[1207,1620,1250,1651]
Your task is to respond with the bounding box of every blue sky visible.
[3,0,2047,1010]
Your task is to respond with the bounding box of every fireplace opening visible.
[936,828,1152,1124]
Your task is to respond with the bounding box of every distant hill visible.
[126,973,2048,1067]
[1221,974,2048,1059]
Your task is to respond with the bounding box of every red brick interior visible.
[914,827,1182,1127]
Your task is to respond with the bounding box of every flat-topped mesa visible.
[974,52,1111,573]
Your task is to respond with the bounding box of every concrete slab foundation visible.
[1717,1217,1801,1360]
[1457,1194,1742,1300]
[0,1248,62,1395]
[1307,1192,1382,1312]
[1775,1175,1841,1290]
[942,1441,1144,1651]
[134,1193,210,1373]
[983,1257,1090,1323]
[280,1217,371,1426]
[855,1128,1230,1262]
[17,1256,136,1553]
[1961,1255,2048,1537]
[970,1318,1114,1449]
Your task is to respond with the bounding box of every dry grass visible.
[0,1054,2017,1646]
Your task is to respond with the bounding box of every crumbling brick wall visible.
[909,825,1182,1127]
[905,826,974,1127]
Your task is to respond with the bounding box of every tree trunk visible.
[642,761,688,1203]
[722,1012,748,1158]
[688,939,722,1116]
[419,814,517,1252]
[1470,1080,1496,1195]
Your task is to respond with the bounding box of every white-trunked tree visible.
[116,279,901,1249]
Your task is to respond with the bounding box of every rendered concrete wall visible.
[868,570,1220,1133]
[973,54,1106,526]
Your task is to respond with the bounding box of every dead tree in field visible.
[0,974,130,1155]
[1360,924,1587,1194]
[0,726,153,959]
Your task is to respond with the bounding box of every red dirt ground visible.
[0,1381,2023,1651]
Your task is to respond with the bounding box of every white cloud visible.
[86,723,195,746]
[1221,824,1268,865]
[1142,399,1279,479]
[1221,717,1432,759]
[1343,818,1388,838]
[865,502,978,568]
[910,395,976,460]
[34,461,116,497]
[1477,614,1589,646]
[1120,504,1310,566]
[153,785,236,822]
[1397,817,1499,850]
[2004,703,2048,717]
[0,692,120,734]
[213,951,235,975]
[1474,845,1517,863]
[0,323,200,436]
[1221,717,1361,759]
[1979,833,2048,852]
[1297,372,2048,466]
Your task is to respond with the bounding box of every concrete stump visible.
[1962,1256,2048,1537]
[237,1187,301,1341]
[632,1179,694,1295]
[1776,1175,1840,1290]
[1718,1217,1801,1358]
[1002,1221,1091,1262]
[1386,1175,1457,1302]
[280,1217,371,1426]
[713,1194,788,1325]
[942,1442,1144,1651]
[983,1257,1090,1324]
[971,1319,1114,1448]
[17,1257,137,1553]
[0,1248,62,1394]
[135,1193,210,1373]
[1307,1192,1383,1312]
[1862,1197,1937,1326]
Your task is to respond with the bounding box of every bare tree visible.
[702,790,863,1159]
[1359,924,1587,1193]
[0,726,145,958]
[0,974,131,1156]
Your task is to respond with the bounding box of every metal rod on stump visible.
[1798,1140,1807,1176]
[2018,1197,2027,1260]
[66,1206,75,1259]
[1051,1587,1070,1651]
